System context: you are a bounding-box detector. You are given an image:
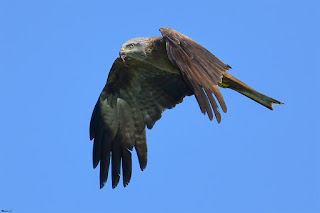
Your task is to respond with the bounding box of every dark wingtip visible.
[139,161,147,171]
[92,146,99,169]
[100,181,105,189]
[123,180,130,187]
[112,178,120,189]
[93,162,98,169]
[122,170,131,187]
[89,130,94,140]
[112,180,119,189]
[112,169,120,189]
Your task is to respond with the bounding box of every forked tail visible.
[220,72,284,110]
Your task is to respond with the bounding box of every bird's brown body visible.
[90,28,283,189]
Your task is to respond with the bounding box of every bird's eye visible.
[127,43,135,49]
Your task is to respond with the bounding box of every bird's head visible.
[119,37,154,61]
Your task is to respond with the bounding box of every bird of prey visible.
[89,27,283,189]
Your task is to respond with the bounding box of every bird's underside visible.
[89,27,283,189]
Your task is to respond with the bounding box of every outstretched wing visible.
[90,58,192,188]
[160,27,232,123]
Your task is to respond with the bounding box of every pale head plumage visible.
[119,37,152,61]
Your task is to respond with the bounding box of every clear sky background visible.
[0,0,319,213]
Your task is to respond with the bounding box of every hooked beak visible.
[120,47,126,61]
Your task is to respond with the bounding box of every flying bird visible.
[89,27,283,189]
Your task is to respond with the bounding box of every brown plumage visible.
[89,27,283,189]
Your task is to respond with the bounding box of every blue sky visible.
[0,0,319,213]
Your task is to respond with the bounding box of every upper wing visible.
[160,27,232,123]
[90,58,192,188]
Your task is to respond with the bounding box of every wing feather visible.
[99,131,112,188]
[134,129,147,170]
[204,88,221,123]
[90,58,192,188]
[160,27,231,117]
[111,134,121,188]
[92,128,102,168]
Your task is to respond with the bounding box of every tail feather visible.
[220,72,284,110]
